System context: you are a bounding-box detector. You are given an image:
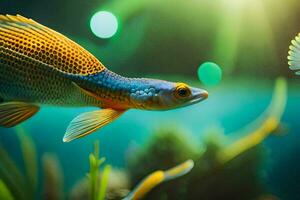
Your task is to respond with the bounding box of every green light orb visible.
[90,11,118,39]
[198,62,222,86]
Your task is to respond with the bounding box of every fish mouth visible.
[187,88,208,105]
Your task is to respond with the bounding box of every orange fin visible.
[63,109,125,142]
[0,102,39,127]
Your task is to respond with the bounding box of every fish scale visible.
[0,45,100,106]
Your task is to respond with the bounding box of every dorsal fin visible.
[0,14,106,75]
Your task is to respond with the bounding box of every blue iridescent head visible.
[129,79,208,110]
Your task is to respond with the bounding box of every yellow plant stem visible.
[218,117,278,164]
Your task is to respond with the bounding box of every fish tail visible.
[288,33,300,75]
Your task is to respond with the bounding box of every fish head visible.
[129,79,208,110]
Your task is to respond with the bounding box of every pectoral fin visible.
[0,102,39,127]
[63,109,125,142]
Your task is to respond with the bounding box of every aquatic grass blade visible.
[97,165,111,200]
[0,146,27,200]
[42,154,64,200]
[0,179,14,200]
[218,78,287,163]
[89,140,105,200]
[229,77,287,139]
[125,160,194,200]
[89,154,99,200]
[15,126,38,199]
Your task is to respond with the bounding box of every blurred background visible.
[0,0,300,199]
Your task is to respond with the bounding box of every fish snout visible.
[191,87,208,103]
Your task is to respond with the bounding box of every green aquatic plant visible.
[125,159,194,200]
[128,127,198,187]
[0,131,112,200]
[68,140,113,200]
[0,180,14,200]
[69,167,129,200]
[127,129,198,200]
[69,139,195,200]
[16,126,38,199]
[218,77,287,163]
[42,153,64,200]
[0,126,38,200]
[0,145,26,200]
[127,78,287,200]
[0,126,64,200]
[88,141,111,200]
[98,165,112,200]
[0,133,115,200]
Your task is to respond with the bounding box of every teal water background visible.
[0,79,299,199]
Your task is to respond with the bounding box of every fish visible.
[124,159,194,200]
[0,14,208,142]
[288,33,300,75]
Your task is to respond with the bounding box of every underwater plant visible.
[0,127,194,200]
[218,77,287,164]
[0,126,38,200]
[70,141,195,200]
[87,141,111,200]
[0,132,119,200]
[0,126,65,200]
[127,127,198,187]
[0,180,14,200]
[42,154,64,200]
[127,78,287,200]
[0,134,113,200]
[69,165,129,200]
[125,159,194,200]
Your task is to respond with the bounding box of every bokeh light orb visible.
[198,62,222,86]
[90,11,118,39]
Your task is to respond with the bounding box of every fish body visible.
[0,15,208,142]
[0,50,121,108]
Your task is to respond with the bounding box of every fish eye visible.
[174,83,191,99]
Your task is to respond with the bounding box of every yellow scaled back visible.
[0,14,105,75]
